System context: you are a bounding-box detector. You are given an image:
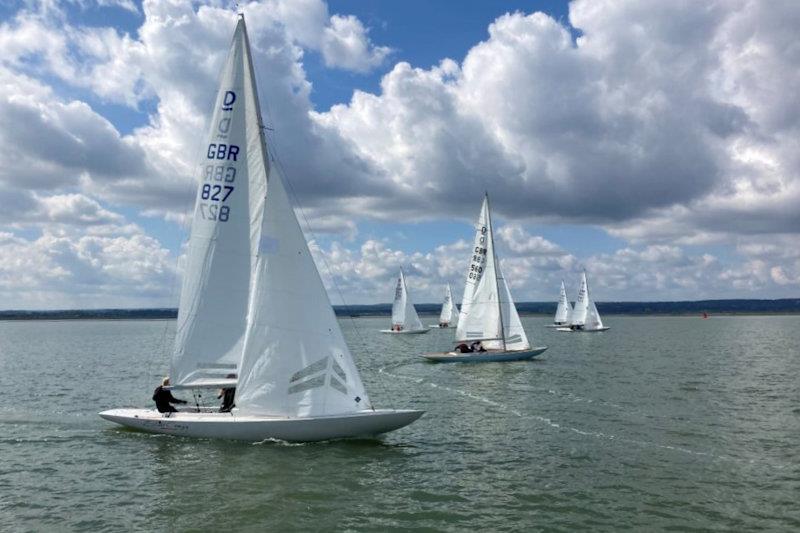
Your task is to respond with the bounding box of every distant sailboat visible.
[381,269,430,334]
[546,280,573,327]
[423,194,547,362]
[557,271,609,332]
[99,15,423,441]
[430,284,458,328]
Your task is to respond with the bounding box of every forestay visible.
[171,19,266,388]
[391,270,424,331]
[456,195,530,351]
[438,284,457,325]
[555,280,573,324]
[231,20,370,417]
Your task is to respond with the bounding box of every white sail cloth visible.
[391,270,424,331]
[170,19,265,388]
[571,272,589,326]
[570,271,605,330]
[227,19,370,417]
[438,284,457,325]
[586,301,605,330]
[555,280,572,324]
[456,196,530,351]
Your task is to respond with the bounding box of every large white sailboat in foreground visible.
[99,16,422,441]
[423,194,547,362]
[546,280,573,328]
[429,284,458,328]
[557,271,609,332]
[381,269,430,334]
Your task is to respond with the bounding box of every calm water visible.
[1,316,798,531]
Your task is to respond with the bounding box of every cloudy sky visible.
[1,0,799,309]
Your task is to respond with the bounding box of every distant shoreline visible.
[1,299,798,321]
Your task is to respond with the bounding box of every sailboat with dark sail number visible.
[423,194,547,362]
[99,15,423,441]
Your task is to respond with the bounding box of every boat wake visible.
[377,365,745,465]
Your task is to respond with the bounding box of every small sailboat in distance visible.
[557,271,609,332]
[546,280,573,328]
[99,15,422,441]
[423,194,547,362]
[381,269,430,334]
[430,284,458,328]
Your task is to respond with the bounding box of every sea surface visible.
[1,315,798,531]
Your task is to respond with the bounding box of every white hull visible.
[545,323,569,328]
[422,346,547,363]
[380,328,430,334]
[556,326,610,332]
[99,408,423,442]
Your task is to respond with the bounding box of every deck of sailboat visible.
[556,326,610,332]
[422,346,547,363]
[99,408,424,442]
[380,328,430,334]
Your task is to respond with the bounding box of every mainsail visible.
[391,269,424,331]
[571,271,589,326]
[226,18,370,417]
[555,280,572,324]
[170,18,266,388]
[456,195,530,351]
[438,284,457,325]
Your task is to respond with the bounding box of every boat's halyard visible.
[424,193,546,363]
[99,15,422,442]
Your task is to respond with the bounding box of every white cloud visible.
[320,14,391,72]
[1,0,800,306]
[0,208,176,309]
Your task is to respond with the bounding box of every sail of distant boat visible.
[424,194,546,362]
[433,284,458,327]
[559,271,609,332]
[383,269,428,333]
[554,280,573,325]
[455,195,529,350]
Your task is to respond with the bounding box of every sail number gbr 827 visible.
[198,89,240,223]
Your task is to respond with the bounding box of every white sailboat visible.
[381,269,430,334]
[99,16,423,442]
[429,284,458,328]
[557,271,609,332]
[423,194,547,362]
[546,280,573,327]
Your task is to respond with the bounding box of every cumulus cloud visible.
[320,14,391,72]
[0,209,176,309]
[312,0,800,241]
[2,0,800,307]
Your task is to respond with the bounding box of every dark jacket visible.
[152,386,187,413]
[219,388,236,413]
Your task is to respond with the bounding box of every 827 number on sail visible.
[198,164,236,223]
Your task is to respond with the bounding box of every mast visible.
[485,192,506,350]
[240,14,270,186]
